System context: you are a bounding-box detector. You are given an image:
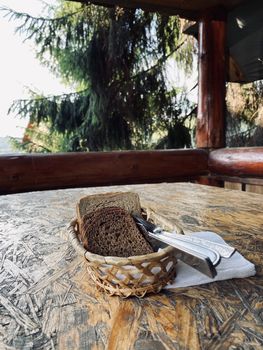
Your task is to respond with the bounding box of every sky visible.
[0,0,71,138]
[0,0,197,138]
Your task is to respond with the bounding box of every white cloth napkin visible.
[165,231,256,289]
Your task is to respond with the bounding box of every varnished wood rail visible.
[2,147,263,195]
[0,149,208,194]
[208,147,263,177]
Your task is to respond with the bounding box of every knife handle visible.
[153,232,221,266]
[148,232,217,278]
[159,231,235,259]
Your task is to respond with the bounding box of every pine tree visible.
[4,1,195,152]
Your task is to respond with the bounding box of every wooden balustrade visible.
[207,147,263,194]
[208,147,263,177]
[1,147,262,195]
[0,149,208,195]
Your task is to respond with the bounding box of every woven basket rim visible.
[67,218,175,264]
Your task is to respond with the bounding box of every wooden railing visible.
[0,149,208,194]
[1,147,262,195]
[208,147,263,178]
[207,147,263,194]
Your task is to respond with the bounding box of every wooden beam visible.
[0,149,208,194]
[70,0,246,20]
[196,8,227,149]
[208,147,263,177]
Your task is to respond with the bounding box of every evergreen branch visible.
[188,82,197,92]
[9,88,89,108]
[22,139,52,153]
[180,106,197,123]
[109,40,185,88]
[0,6,84,24]
[22,22,45,42]
[133,40,185,79]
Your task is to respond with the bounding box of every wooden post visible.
[196,8,227,149]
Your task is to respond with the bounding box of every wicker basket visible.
[67,219,177,298]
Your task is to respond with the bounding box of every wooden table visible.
[0,183,263,349]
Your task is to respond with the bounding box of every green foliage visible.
[4,2,195,152]
[241,81,263,121]
[226,81,263,147]
[9,120,74,153]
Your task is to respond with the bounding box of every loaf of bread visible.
[77,192,142,223]
[80,206,154,257]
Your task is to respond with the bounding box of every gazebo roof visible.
[73,0,247,19]
[71,0,262,82]
[185,0,263,82]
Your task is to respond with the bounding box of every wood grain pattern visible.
[196,9,227,148]
[0,183,262,349]
[209,147,263,177]
[0,150,208,195]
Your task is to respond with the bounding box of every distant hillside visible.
[0,137,17,153]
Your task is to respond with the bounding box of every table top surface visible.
[0,182,263,350]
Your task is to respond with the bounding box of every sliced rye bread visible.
[76,192,142,224]
[80,206,154,257]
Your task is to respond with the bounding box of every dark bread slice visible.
[77,192,142,224]
[80,206,154,257]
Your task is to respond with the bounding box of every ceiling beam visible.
[68,0,247,19]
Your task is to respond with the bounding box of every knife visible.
[133,215,235,258]
[133,215,218,278]
[151,229,235,259]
